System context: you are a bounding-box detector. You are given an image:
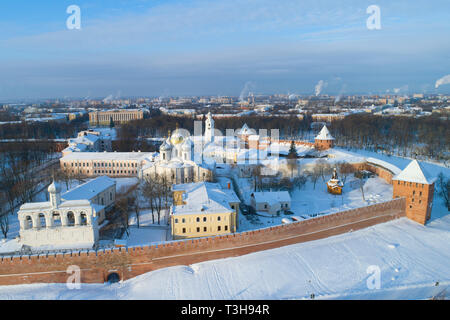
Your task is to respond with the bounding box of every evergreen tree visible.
[287,140,298,159]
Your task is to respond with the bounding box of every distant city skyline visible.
[1,0,450,100]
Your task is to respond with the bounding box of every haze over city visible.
[1,0,450,101]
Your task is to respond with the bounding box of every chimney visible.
[228,182,231,189]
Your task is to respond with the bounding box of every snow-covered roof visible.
[393,160,436,185]
[172,182,240,216]
[366,157,402,175]
[62,176,116,201]
[19,199,102,212]
[236,123,257,135]
[61,152,155,161]
[315,125,334,140]
[251,191,291,205]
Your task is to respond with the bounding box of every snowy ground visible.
[124,209,170,246]
[238,176,392,232]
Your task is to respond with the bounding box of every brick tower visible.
[392,160,435,225]
[314,125,334,151]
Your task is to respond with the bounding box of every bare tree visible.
[316,159,332,182]
[355,176,366,201]
[142,173,171,225]
[337,161,355,184]
[251,164,264,192]
[0,214,9,239]
[437,172,449,211]
[115,195,132,237]
[307,164,322,190]
[142,177,156,224]
[131,189,141,228]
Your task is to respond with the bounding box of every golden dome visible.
[170,131,184,145]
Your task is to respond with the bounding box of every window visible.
[67,211,75,226]
[52,212,62,227]
[197,227,200,232]
[182,218,185,223]
[38,213,46,228]
[80,213,88,225]
[218,216,221,221]
[203,217,207,222]
[25,216,33,229]
[225,225,228,231]
[196,217,200,222]
[182,228,186,234]
[218,226,221,231]
[264,204,268,209]
[204,227,207,232]
[175,218,178,223]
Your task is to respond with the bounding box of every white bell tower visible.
[205,112,214,143]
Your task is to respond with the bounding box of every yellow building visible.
[170,182,240,240]
[89,109,144,126]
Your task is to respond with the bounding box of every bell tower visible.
[205,112,214,143]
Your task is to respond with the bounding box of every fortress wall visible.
[0,198,406,286]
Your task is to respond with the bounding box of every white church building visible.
[17,176,116,250]
[140,113,216,184]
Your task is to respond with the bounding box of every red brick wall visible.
[0,198,405,286]
[277,140,315,148]
[363,162,395,184]
[314,139,334,150]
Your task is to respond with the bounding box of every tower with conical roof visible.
[392,160,436,225]
[314,125,334,150]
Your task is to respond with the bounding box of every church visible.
[140,113,216,184]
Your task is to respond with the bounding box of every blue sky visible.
[0,0,449,100]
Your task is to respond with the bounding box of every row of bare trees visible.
[142,174,172,226]
[330,114,449,162]
[305,160,356,190]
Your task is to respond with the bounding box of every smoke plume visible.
[435,75,450,89]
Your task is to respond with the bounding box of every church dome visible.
[181,138,193,151]
[170,130,185,145]
[48,181,61,193]
[160,139,173,151]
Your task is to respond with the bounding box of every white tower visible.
[205,112,214,143]
[48,180,61,208]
